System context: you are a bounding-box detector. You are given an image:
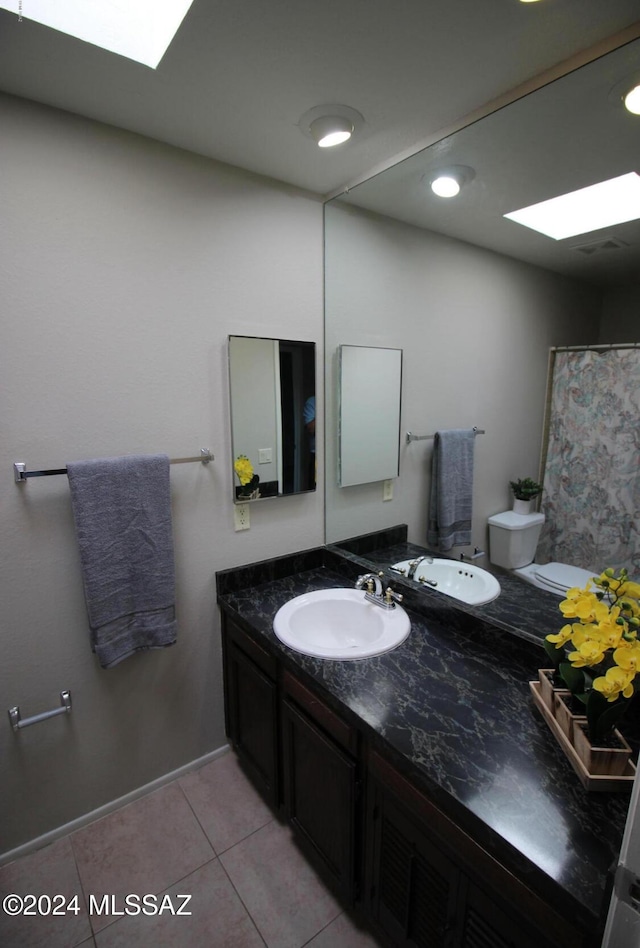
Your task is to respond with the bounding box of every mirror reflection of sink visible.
[391,558,500,606]
[273,588,410,660]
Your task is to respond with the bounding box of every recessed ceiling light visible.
[309,116,354,148]
[504,172,640,240]
[299,105,364,149]
[624,83,640,115]
[0,0,195,68]
[431,175,461,198]
[427,165,475,199]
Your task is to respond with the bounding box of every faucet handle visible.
[384,586,403,606]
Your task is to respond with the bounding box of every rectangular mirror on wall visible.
[228,335,316,502]
[338,344,402,488]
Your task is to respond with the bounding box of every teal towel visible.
[427,429,475,552]
[67,454,177,668]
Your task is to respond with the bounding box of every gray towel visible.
[427,429,475,552]
[67,454,177,668]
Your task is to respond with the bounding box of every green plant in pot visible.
[510,477,542,503]
[544,568,640,757]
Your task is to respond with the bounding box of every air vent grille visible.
[572,236,629,255]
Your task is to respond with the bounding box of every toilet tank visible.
[488,511,545,569]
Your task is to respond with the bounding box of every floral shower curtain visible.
[537,346,640,576]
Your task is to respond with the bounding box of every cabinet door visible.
[368,784,460,948]
[226,636,279,807]
[458,880,555,948]
[281,697,358,901]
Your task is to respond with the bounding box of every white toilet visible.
[487,510,596,597]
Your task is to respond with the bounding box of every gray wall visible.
[324,202,602,547]
[0,93,324,858]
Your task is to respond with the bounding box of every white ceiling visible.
[1,0,639,197]
[335,36,640,285]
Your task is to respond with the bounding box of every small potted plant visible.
[509,477,542,514]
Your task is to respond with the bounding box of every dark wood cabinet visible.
[219,610,587,948]
[281,696,358,900]
[369,786,460,947]
[222,617,279,807]
[366,753,580,948]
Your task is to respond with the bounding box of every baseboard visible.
[0,743,231,867]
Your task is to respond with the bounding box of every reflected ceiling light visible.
[504,172,640,240]
[0,0,195,68]
[431,175,461,198]
[624,83,640,115]
[299,105,364,149]
[309,116,354,148]
[428,166,475,199]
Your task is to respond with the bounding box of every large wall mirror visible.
[229,335,315,502]
[324,37,640,547]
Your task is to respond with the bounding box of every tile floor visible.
[0,750,383,948]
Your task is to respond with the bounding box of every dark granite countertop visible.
[216,536,635,938]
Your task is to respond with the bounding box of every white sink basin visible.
[273,588,410,660]
[391,558,500,606]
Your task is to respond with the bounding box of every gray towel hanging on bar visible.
[67,454,177,668]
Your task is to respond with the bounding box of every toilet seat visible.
[534,562,596,593]
[515,561,596,596]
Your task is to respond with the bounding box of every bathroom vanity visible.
[216,531,636,948]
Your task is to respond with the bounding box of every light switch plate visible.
[383,479,393,501]
[258,448,272,464]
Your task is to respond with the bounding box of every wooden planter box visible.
[530,679,636,791]
[537,668,564,713]
[572,721,633,777]
[553,691,586,743]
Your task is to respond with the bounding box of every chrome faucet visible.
[355,572,383,598]
[407,555,433,579]
[355,572,403,609]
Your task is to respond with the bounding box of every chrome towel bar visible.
[406,427,485,444]
[9,690,72,732]
[13,448,214,483]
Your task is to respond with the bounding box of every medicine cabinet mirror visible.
[228,335,315,503]
[338,345,402,488]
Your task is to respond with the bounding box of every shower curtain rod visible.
[550,342,639,353]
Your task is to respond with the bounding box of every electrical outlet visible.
[234,503,250,531]
[383,479,393,501]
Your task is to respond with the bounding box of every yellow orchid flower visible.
[619,581,640,600]
[545,624,577,649]
[592,666,636,702]
[613,643,640,676]
[559,587,598,621]
[234,455,254,486]
[567,639,608,668]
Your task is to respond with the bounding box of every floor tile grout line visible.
[215,856,269,947]
[69,775,218,938]
[298,907,344,947]
[177,765,277,856]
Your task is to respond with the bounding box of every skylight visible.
[0,0,195,68]
[504,172,640,240]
